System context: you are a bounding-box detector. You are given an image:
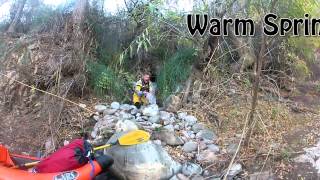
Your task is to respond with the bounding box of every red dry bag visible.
[35,139,91,173]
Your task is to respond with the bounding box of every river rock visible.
[196,130,217,141]
[183,141,198,153]
[184,115,197,126]
[182,162,202,176]
[111,102,120,109]
[115,120,138,132]
[228,163,242,177]
[105,134,181,180]
[103,109,118,116]
[197,150,217,163]
[120,104,133,111]
[142,104,159,117]
[95,105,107,113]
[207,144,220,153]
[153,130,184,146]
[192,123,206,133]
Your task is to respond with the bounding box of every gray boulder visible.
[105,134,181,180]
[149,115,160,123]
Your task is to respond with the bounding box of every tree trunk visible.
[245,26,266,147]
[7,0,27,33]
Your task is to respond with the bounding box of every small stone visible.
[182,162,202,176]
[164,124,175,132]
[183,141,198,152]
[197,150,217,163]
[153,130,184,146]
[78,103,87,109]
[196,130,217,141]
[95,105,107,113]
[111,102,120,109]
[136,113,141,117]
[63,140,70,146]
[192,123,206,133]
[228,163,242,177]
[91,130,97,138]
[207,144,220,153]
[199,141,207,150]
[92,115,100,121]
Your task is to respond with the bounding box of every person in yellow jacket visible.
[133,74,155,108]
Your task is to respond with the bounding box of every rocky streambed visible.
[90,102,243,180]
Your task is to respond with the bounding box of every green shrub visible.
[157,48,197,102]
[87,62,131,101]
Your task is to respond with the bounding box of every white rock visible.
[115,120,138,132]
[95,105,107,113]
[142,104,159,117]
[78,103,87,109]
[111,102,120,109]
[182,162,202,176]
[91,130,98,138]
[183,141,198,153]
